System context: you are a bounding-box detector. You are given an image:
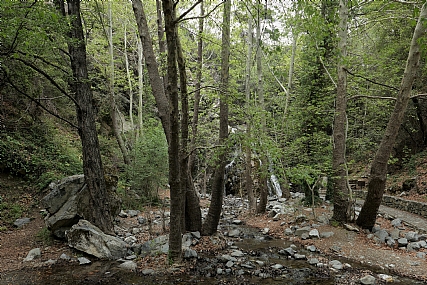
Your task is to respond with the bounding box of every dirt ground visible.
[1,183,427,282]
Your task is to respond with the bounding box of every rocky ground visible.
[1,185,427,284]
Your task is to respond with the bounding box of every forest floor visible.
[1,175,427,283]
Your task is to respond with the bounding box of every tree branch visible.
[177,1,225,23]
[17,50,71,75]
[3,69,80,130]
[175,0,202,23]
[345,68,399,91]
[14,57,79,107]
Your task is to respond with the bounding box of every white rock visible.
[23,248,41,262]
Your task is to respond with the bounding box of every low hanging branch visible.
[345,68,399,91]
[176,1,225,23]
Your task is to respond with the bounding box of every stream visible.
[1,225,424,285]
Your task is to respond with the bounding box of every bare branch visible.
[14,57,79,107]
[345,68,399,91]
[175,0,202,23]
[349,95,396,101]
[177,1,225,23]
[3,70,80,130]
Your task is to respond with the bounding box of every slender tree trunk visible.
[124,21,134,133]
[132,0,170,144]
[202,0,231,236]
[155,0,168,91]
[137,37,144,138]
[256,9,268,214]
[356,3,427,229]
[107,1,130,165]
[331,0,350,223]
[62,0,114,234]
[177,37,202,232]
[244,14,255,211]
[188,0,204,192]
[161,0,183,263]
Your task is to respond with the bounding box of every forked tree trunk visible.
[202,0,231,236]
[331,0,350,223]
[59,0,114,234]
[356,3,427,229]
[177,37,202,232]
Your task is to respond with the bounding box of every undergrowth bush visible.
[0,121,82,190]
[123,121,168,206]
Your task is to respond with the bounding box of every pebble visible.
[360,274,376,285]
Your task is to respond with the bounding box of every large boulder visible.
[66,219,128,260]
[42,174,121,238]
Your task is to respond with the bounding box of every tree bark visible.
[177,36,202,232]
[64,0,114,234]
[202,0,231,236]
[161,0,183,263]
[132,0,170,144]
[244,14,255,211]
[356,2,427,229]
[331,0,350,223]
[256,7,268,214]
[188,0,204,191]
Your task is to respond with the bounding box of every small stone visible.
[226,260,234,268]
[271,264,284,270]
[118,261,137,271]
[416,252,426,259]
[294,254,306,260]
[309,229,320,239]
[23,248,41,262]
[407,242,421,251]
[137,216,147,224]
[284,228,294,236]
[261,228,270,235]
[294,226,311,236]
[344,224,359,232]
[183,248,198,258]
[374,229,389,243]
[329,260,343,270]
[119,210,128,218]
[228,229,241,237]
[320,231,334,238]
[279,247,295,256]
[191,231,201,239]
[306,245,317,252]
[231,250,244,257]
[59,253,70,260]
[405,231,419,242]
[308,258,319,265]
[391,218,402,227]
[142,269,155,275]
[127,210,139,218]
[78,257,91,265]
[13,218,31,228]
[397,238,408,247]
[360,274,376,285]
[232,219,242,225]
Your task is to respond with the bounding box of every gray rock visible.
[217,268,223,275]
[124,236,137,244]
[142,269,155,275]
[261,228,270,235]
[137,216,147,225]
[359,274,376,285]
[397,238,408,247]
[127,210,139,218]
[390,229,400,240]
[191,231,201,239]
[44,259,57,265]
[23,248,41,262]
[374,229,389,243]
[391,218,402,227]
[42,175,120,239]
[13,218,31,228]
[59,253,70,260]
[221,254,237,262]
[405,231,419,242]
[309,229,320,239]
[344,223,359,232]
[183,248,198,258]
[386,237,396,247]
[119,210,128,218]
[294,254,306,260]
[306,245,317,252]
[407,242,421,251]
[125,255,137,260]
[231,250,244,257]
[226,260,234,268]
[284,228,294,236]
[232,219,242,225]
[66,220,128,260]
[279,247,296,256]
[118,261,137,271]
[78,257,91,265]
[416,252,426,259]
[320,231,334,238]
[228,229,241,237]
[301,233,310,240]
[419,240,427,248]
[329,260,343,270]
[271,264,284,269]
[294,226,311,237]
[308,258,319,265]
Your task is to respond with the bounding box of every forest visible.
[2,0,427,282]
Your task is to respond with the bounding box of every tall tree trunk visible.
[244,14,256,211]
[155,0,168,91]
[137,37,144,138]
[161,0,183,263]
[107,1,131,165]
[202,0,231,236]
[356,3,427,229]
[132,0,170,144]
[188,0,204,192]
[331,0,350,223]
[256,8,268,214]
[123,21,135,133]
[62,0,114,234]
[177,37,202,232]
